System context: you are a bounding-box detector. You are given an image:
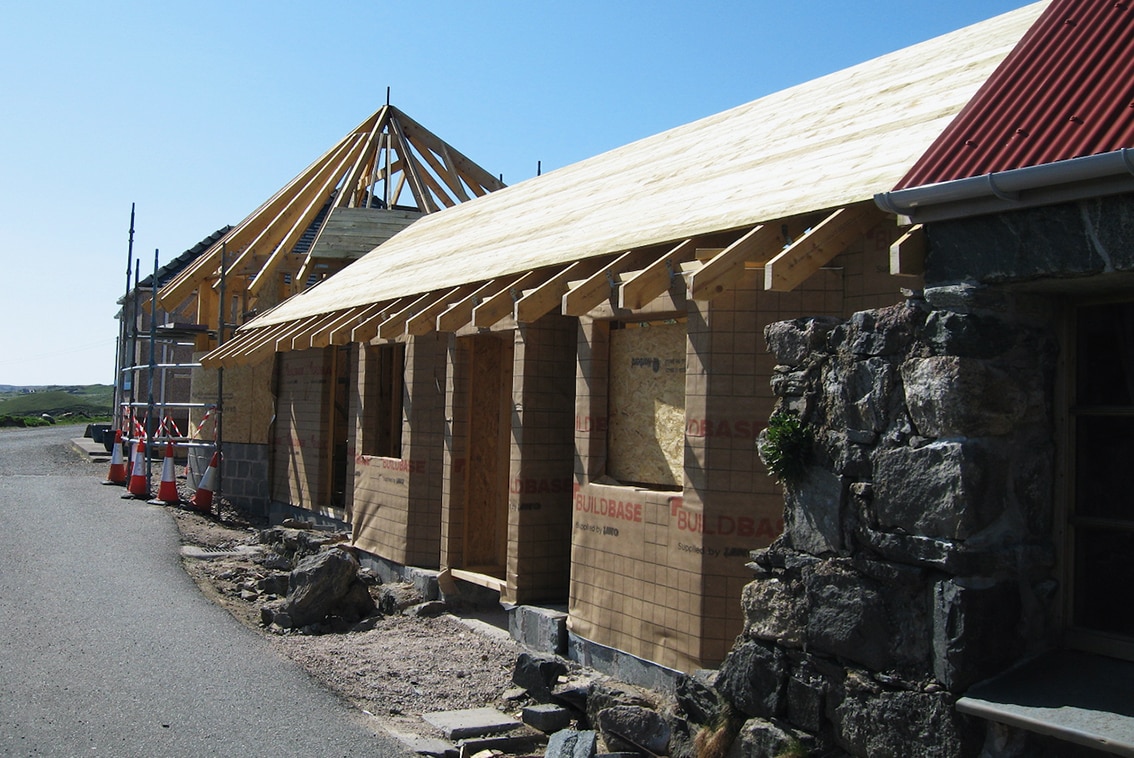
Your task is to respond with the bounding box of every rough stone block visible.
[546,729,597,758]
[922,310,1015,359]
[714,639,786,719]
[764,317,841,367]
[804,560,931,673]
[728,717,817,758]
[509,604,568,656]
[741,575,807,647]
[512,652,567,703]
[830,301,924,358]
[784,467,844,556]
[902,356,1028,437]
[522,703,572,733]
[596,706,670,756]
[785,665,826,734]
[933,577,1022,691]
[823,356,896,433]
[872,440,1007,540]
[832,683,976,757]
[675,671,723,726]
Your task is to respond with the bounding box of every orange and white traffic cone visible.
[189,451,219,513]
[126,438,150,498]
[150,441,181,505]
[102,430,127,485]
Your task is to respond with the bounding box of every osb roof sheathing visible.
[247,2,1046,329]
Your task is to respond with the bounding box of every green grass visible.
[0,385,114,425]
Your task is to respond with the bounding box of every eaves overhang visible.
[874,148,1134,223]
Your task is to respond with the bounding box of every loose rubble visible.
[172,505,761,758]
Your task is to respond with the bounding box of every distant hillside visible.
[0,385,114,422]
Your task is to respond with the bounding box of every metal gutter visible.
[875,148,1134,223]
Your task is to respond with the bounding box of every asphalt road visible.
[0,425,410,757]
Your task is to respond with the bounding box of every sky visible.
[0,0,1034,386]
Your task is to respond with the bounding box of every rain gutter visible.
[874,148,1134,223]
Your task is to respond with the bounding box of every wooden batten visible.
[688,224,781,300]
[473,270,551,328]
[302,208,421,262]
[514,259,604,323]
[618,239,696,309]
[436,277,519,333]
[890,224,925,278]
[764,204,884,292]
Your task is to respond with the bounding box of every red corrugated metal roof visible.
[895,0,1134,189]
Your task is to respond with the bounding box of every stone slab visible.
[423,707,521,740]
[957,651,1134,755]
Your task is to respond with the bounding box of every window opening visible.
[363,344,405,459]
[1069,301,1134,657]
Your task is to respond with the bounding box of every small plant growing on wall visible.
[759,410,812,485]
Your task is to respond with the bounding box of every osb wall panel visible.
[463,335,513,573]
[191,354,275,445]
[570,264,861,670]
[569,482,703,672]
[272,349,332,512]
[351,335,447,569]
[506,315,577,604]
[441,336,471,570]
[607,321,686,487]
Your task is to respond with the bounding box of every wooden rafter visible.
[765,204,884,292]
[244,135,371,296]
[514,260,604,323]
[473,270,553,328]
[387,117,437,213]
[283,312,342,352]
[436,277,520,333]
[618,239,697,309]
[688,224,783,300]
[406,283,480,336]
[352,298,408,343]
[376,291,445,341]
[561,249,660,316]
[326,303,386,346]
[890,224,925,278]
[157,103,503,325]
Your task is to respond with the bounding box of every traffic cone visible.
[150,441,181,505]
[189,451,219,513]
[126,438,150,498]
[102,430,127,485]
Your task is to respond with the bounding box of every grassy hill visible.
[0,385,114,426]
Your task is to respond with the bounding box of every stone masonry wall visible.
[714,287,1060,756]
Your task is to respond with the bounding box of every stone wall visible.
[717,287,1060,756]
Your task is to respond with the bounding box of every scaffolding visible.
[113,222,224,499]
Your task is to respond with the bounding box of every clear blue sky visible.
[0,0,1032,386]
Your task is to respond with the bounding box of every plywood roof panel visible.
[244,3,1047,329]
